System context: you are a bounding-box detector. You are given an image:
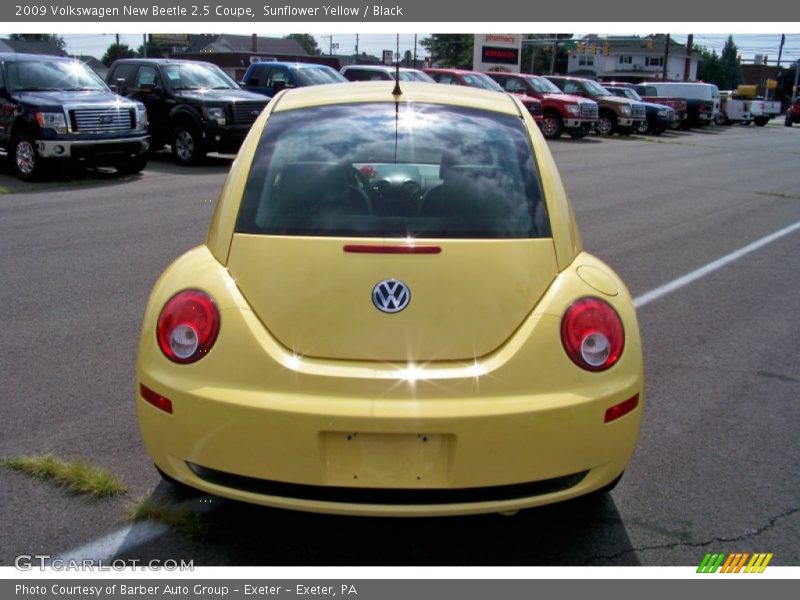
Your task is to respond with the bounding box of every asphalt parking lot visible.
[0,123,798,567]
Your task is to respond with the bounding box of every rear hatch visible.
[227,99,558,362]
[228,237,558,361]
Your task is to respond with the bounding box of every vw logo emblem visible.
[372,279,410,314]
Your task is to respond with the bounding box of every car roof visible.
[424,68,485,75]
[271,80,522,115]
[250,61,334,69]
[343,65,418,72]
[111,58,217,67]
[0,52,75,62]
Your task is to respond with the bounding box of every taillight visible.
[561,297,625,371]
[156,290,220,364]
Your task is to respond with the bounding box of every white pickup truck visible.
[748,99,782,126]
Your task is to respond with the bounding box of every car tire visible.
[171,123,204,166]
[636,119,650,135]
[753,116,769,127]
[116,154,148,176]
[11,131,47,181]
[540,112,564,139]
[596,112,617,135]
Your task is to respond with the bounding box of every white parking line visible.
[54,522,168,563]
[634,220,800,308]
[53,495,219,563]
[53,221,800,561]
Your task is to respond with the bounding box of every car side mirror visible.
[114,78,127,96]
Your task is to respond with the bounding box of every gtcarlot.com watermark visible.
[15,555,194,571]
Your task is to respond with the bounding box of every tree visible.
[285,34,322,56]
[101,43,136,66]
[521,34,573,75]
[720,35,743,90]
[696,46,726,89]
[420,34,473,68]
[136,44,165,59]
[9,33,66,51]
[696,38,742,90]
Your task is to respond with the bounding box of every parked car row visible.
[0,52,788,182]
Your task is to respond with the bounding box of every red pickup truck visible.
[423,68,543,125]
[485,72,599,139]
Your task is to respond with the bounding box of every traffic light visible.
[646,38,654,49]
[590,43,597,55]
[603,42,610,56]
[577,41,585,54]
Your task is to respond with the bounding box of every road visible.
[1,125,798,567]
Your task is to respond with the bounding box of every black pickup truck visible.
[0,53,150,181]
[107,58,269,166]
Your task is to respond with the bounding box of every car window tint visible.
[236,103,550,239]
[135,66,158,88]
[111,63,138,88]
[245,65,264,86]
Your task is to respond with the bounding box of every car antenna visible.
[392,34,402,97]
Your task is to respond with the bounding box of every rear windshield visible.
[235,102,550,239]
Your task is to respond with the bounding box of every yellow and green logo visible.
[697,553,773,573]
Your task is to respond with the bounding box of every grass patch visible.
[1,454,128,498]
[128,497,210,538]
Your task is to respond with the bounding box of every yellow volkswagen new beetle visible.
[136,81,643,516]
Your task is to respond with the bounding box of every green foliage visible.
[101,43,136,66]
[136,44,165,59]
[9,34,66,51]
[420,34,474,68]
[696,37,742,90]
[285,34,322,56]
[720,35,742,89]
[2,454,128,498]
[521,34,572,75]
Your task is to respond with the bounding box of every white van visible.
[640,82,720,127]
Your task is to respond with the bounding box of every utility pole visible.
[142,34,147,58]
[549,39,558,75]
[251,34,257,53]
[662,34,671,80]
[355,33,359,58]
[771,34,785,102]
[322,35,335,56]
[683,34,693,81]
[792,59,799,104]
[414,34,417,68]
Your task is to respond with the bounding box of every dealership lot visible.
[1,124,798,566]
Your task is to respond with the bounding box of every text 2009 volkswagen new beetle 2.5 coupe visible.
[136,81,644,516]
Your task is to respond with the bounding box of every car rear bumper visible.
[138,370,642,516]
